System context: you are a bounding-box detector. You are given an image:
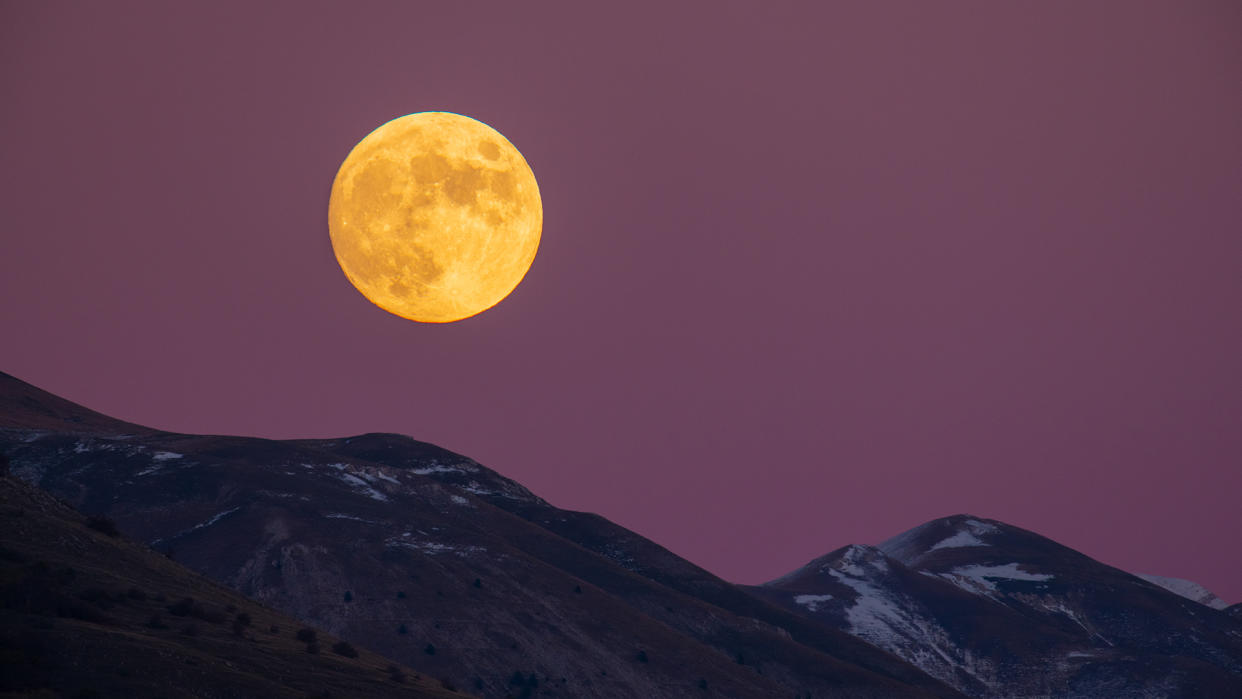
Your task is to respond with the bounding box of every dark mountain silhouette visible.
[752,515,1242,698]
[4,369,1240,697]
[0,370,961,698]
[0,472,460,698]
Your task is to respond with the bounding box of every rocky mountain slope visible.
[0,471,460,698]
[752,515,1242,698]
[0,370,961,699]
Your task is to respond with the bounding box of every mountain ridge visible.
[0,370,961,698]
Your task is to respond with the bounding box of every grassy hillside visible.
[0,473,463,699]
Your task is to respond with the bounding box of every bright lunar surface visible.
[328,112,542,322]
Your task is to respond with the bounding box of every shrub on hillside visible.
[332,641,358,658]
[77,588,116,609]
[166,597,225,623]
[85,516,119,538]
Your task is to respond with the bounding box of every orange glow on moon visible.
[328,112,542,322]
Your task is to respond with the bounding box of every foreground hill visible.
[0,473,460,698]
[752,515,1242,698]
[0,370,961,698]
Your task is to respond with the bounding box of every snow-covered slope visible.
[768,544,1005,696]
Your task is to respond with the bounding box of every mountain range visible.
[2,369,1239,698]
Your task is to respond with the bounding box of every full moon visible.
[328,112,542,323]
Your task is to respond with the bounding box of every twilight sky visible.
[3,1,1240,601]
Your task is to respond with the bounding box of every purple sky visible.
[3,2,1240,602]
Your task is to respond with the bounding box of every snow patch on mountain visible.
[151,506,241,545]
[793,594,833,612]
[411,463,472,476]
[826,561,997,691]
[1137,574,1230,610]
[830,571,913,640]
[1041,599,1114,646]
[386,538,485,557]
[324,513,378,524]
[459,481,537,502]
[334,472,389,502]
[928,530,986,551]
[190,507,240,533]
[928,519,997,551]
[880,516,1003,565]
[371,470,401,485]
[939,563,1053,595]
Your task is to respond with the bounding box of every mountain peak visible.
[763,543,896,587]
[878,514,1003,566]
[831,544,893,577]
[758,514,1242,697]
[291,433,547,505]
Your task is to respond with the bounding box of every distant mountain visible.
[0,471,459,698]
[751,515,1242,698]
[0,370,961,699]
